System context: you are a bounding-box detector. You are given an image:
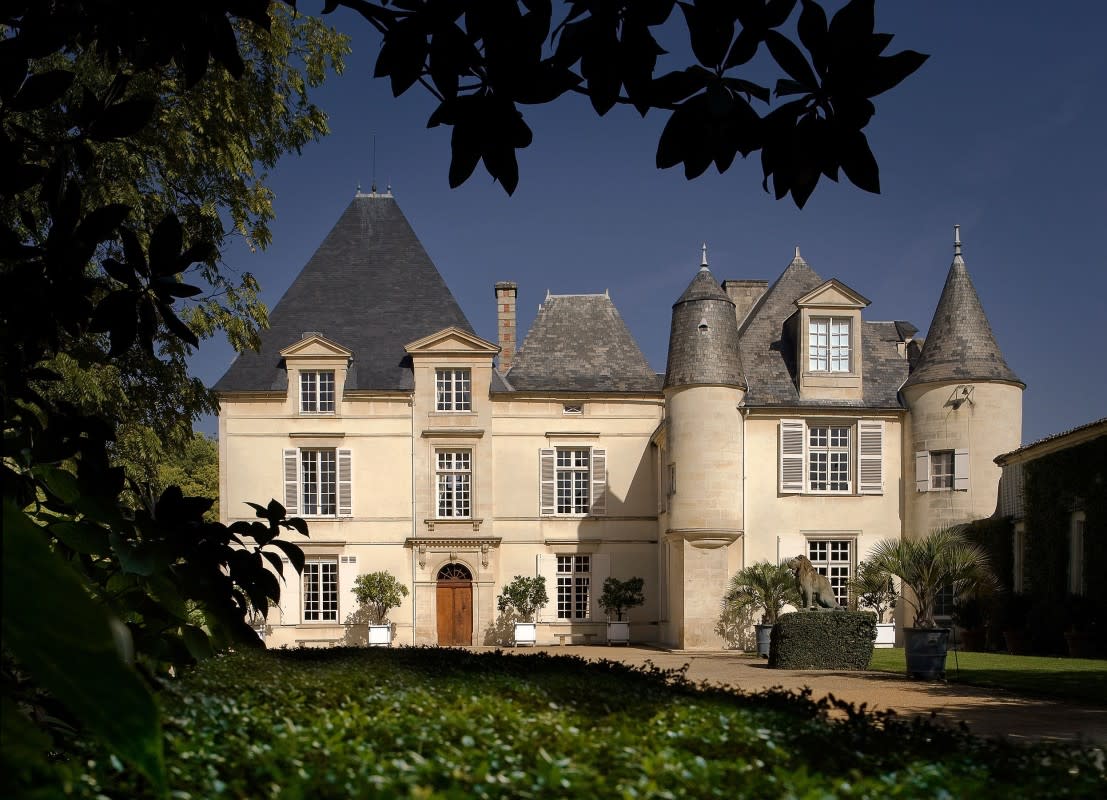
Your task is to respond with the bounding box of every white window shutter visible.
[337,448,353,517]
[857,420,884,494]
[279,558,301,626]
[915,451,930,492]
[283,449,300,514]
[590,448,607,515]
[954,448,970,491]
[338,555,358,623]
[590,553,611,621]
[539,449,555,516]
[536,554,557,622]
[779,420,805,494]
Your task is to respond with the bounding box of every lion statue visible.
[786,555,839,609]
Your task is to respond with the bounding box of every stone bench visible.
[554,632,599,646]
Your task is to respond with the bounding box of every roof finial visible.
[700,242,709,271]
[953,224,962,260]
[370,132,377,194]
[795,245,801,259]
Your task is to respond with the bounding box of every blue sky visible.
[193,2,1107,445]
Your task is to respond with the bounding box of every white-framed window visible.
[808,425,851,493]
[807,540,851,606]
[809,317,850,372]
[283,448,353,517]
[539,447,607,516]
[556,555,591,620]
[303,559,338,621]
[930,450,954,489]
[915,449,969,493]
[780,420,883,495]
[435,368,471,412]
[300,370,335,413]
[436,449,471,518]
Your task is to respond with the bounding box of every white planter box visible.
[368,624,392,647]
[874,622,896,649]
[513,621,537,647]
[606,621,630,645]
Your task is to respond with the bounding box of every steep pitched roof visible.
[506,294,660,392]
[903,231,1022,389]
[736,252,908,408]
[665,265,745,388]
[214,193,473,394]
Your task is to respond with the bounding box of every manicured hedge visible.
[769,610,875,669]
[55,647,1103,798]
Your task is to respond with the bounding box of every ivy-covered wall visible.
[1021,435,1107,653]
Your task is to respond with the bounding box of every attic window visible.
[563,404,583,415]
[809,317,850,372]
[300,370,335,413]
[698,317,709,333]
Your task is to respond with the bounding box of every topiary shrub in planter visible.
[496,575,548,646]
[599,576,645,645]
[768,611,875,670]
[353,571,410,647]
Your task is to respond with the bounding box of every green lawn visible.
[58,648,1103,798]
[868,648,1107,705]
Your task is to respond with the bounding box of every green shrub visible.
[769,611,875,669]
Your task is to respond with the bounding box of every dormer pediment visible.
[279,335,352,359]
[795,279,870,310]
[405,326,499,356]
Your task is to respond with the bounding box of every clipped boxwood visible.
[769,610,875,669]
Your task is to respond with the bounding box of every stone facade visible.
[216,194,1024,650]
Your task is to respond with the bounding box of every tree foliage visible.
[496,575,549,622]
[327,0,927,206]
[599,576,645,621]
[724,560,799,624]
[352,571,411,625]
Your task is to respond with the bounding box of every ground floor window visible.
[806,540,852,606]
[556,555,591,619]
[303,559,338,621]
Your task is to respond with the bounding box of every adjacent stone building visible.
[215,192,1024,649]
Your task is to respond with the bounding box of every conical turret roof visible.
[215,192,474,394]
[664,248,745,388]
[904,227,1022,389]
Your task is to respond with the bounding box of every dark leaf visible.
[265,498,286,523]
[284,517,309,537]
[88,98,157,141]
[679,1,736,69]
[119,226,148,276]
[375,21,429,97]
[838,128,880,193]
[209,16,245,79]
[10,69,74,111]
[158,280,203,298]
[76,203,130,246]
[261,550,284,579]
[448,119,483,188]
[797,0,828,72]
[179,240,217,267]
[50,521,111,556]
[269,539,306,576]
[158,304,199,347]
[765,30,818,89]
[181,625,215,661]
[650,68,709,107]
[149,214,183,277]
[723,27,760,69]
[764,0,799,28]
[858,50,929,98]
[136,298,157,354]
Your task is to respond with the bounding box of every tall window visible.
[435,368,471,411]
[303,560,338,621]
[556,449,591,514]
[930,450,954,489]
[556,555,591,620]
[301,449,336,516]
[807,540,851,606]
[300,370,335,413]
[809,317,850,372]
[436,449,471,518]
[809,426,851,492]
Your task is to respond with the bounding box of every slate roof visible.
[903,246,1022,389]
[664,266,745,388]
[214,193,474,394]
[736,253,909,408]
[506,294,661,392]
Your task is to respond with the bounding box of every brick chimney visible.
[722,279,768,328]
[494,281,518,372]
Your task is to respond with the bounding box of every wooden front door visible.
[436,564,473,646]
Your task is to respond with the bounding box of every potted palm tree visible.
[353,571,410,647]
[724,561,800,658]
[850,560,898,648]
[869,527,998,679]
[599,576,645,645]
[496,575,548,646]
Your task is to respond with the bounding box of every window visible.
[540,448,607,516]
[303,559,338,621]
[809,317,850,372]
[1070,512,1087,595]
[284,448,352,517]
[807,540,851,606]
[556,555,591,620]
[808,426,851,493]
[930,450,954,489]
[780,420,882,495]
[300,370,335,413]
[435,368,471,411]
[915,449,968,492]
[436,449,471,518]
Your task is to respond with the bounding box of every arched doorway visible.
[436,563,473,646]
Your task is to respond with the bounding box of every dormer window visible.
[809,317,850,372]
[300,370,335,413]
[435,368,471,412]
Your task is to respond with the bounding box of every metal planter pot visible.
[904,627,950,679]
